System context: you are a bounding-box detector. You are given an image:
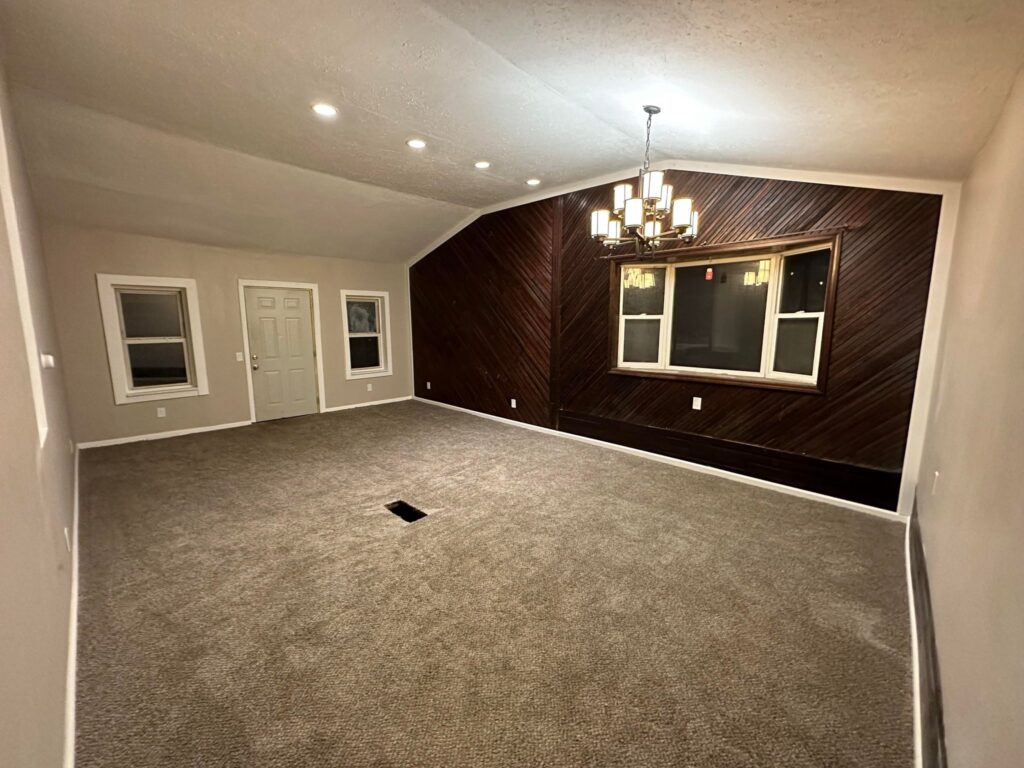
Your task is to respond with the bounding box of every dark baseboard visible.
[558,410,900,509]
[909,502,948,768]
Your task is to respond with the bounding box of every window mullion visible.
[760,255,782,378]
[660,266,676,369]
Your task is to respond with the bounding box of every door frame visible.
[238,279,327,423]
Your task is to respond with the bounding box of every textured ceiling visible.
[12,89,473,261]
[1,0,1023,261]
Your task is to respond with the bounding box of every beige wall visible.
[0,60,75,767]
[43,224,413,444]
[918,70,1024,767]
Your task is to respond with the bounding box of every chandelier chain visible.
[643,111,653,172]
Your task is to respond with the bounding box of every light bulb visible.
[312,102,338,119]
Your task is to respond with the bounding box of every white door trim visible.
[238,279,327,422]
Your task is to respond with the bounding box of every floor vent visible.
[386,500,427,523]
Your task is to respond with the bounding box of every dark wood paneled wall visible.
[561,171,942,472]
[411,169,942,507]
[411,199,555,428]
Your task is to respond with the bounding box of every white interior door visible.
[244,286,318,421]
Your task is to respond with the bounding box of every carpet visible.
[76,400,911,767]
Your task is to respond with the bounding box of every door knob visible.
[252,363,259,370]
[251,353,258,361]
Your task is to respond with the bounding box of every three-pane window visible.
[617,244,832,385]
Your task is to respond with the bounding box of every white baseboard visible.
[413,397,902,522]
[76,420,253,449]
[321,395,412,413]
[63,449,80,768]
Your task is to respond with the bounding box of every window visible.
[341,289,392,379]
[97,275,209,404]
[615,239,836,389]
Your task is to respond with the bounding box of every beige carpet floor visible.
[76,400,911,767]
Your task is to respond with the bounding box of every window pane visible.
[347,300,379,333]
[621,267,666,316]
[350,336,381,369]
[119,291,184,338]
[127,342,189,387]
[622,319,661,363]
[779,248,830,313]
[669,261,769,372]
[773,318,819,375]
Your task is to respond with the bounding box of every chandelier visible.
[590,105,700,257]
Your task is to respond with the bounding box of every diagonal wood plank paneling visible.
[411,199,555,427]
[412,168,942,484]
[559,171,942,471]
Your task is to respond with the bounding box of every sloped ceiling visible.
[1,0,1023,262]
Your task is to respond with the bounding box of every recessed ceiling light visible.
[311,102,338,119]
[407,138,427,149]
[526,178,541,186]
[474,161,491,169]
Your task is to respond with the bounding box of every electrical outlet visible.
[235,351,244,362]
[511,398,517,409]
[367,383,373,392]
[426,381,431,390]
[63,527,71,552]
[156,407,166,418]
[692,396,702,410]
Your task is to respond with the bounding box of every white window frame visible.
[616,243,831,386]
[341,289,393,380]
[97,274,209,404]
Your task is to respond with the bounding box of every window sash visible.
[123,339,193,390]
[348,334,384,371]
[616,246,830,385]
[115,287,196,392]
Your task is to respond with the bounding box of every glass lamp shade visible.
[672,198,693,229]
[590,209,611,239]
[643,220,662,240]
[641,170,665,202]
[623,197,644,229]
[606,218,622,242]
[657,184,673,212]
[690,209,700,237]
[612,184,632,213]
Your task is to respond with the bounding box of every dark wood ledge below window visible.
[608,366,825,394]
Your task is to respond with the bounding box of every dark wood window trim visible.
[608,230,843,394]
